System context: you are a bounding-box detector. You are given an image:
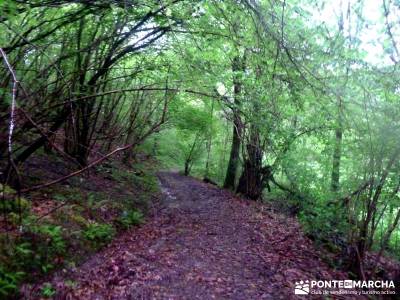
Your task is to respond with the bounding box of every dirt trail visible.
[27,172,351,299]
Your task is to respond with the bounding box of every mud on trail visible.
[25,172,351,299]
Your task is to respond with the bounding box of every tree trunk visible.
[184,160,190,176]
[224,56,243,190]
[236,130,263,200]
[350,146,400,277]
[204,100,214,178]
[183,134,199,176]
[331,96,343,193]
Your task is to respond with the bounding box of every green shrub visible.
[7,212,21,226]
[14,223,67,273]
[83,223,115,246]
[52,188,83,203]
[31,224,66,255]
[299,200,349,250]
[118,210,144,228]
[0,266,24,298]
[69,212,89,227]
[41,282,56,298]
[111,168,132,182]
[0,184,30,213]
[14,242,34,261]
[0,184,15,196]
[53,194,67,202]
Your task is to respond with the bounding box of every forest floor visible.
[24,171,362,300]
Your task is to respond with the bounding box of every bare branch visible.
[0,47,18,156]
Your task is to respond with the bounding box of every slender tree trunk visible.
[331,96,343,192]
[224,56,243,190]
[184,160,190,176]
[204,100,214,178]
[350,146,400,277]
[183,134,199,176]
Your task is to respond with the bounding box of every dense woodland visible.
[1,0,400,298]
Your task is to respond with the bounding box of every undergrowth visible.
[0,159,159,298]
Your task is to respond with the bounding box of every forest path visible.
[35,172,349,299]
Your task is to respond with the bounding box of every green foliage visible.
[83,223,115,246]
[0,267,24,298]
[154,97,226,179]
[111,166,159,195]
[0,184,14,195]
[52,188,84,203]
[118,210,144,229]
[299,201,349,246]
[5,197,30,214]
[1,223,67,278]
[0,184,30,214]
[53,194,67,202]
[30,224,66,256]
[14,242,34,262]
[0,161,154,296]
[1,0,400,289]
[64,279,77,288]
[0,0,17,20]
[41,283,56,298]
